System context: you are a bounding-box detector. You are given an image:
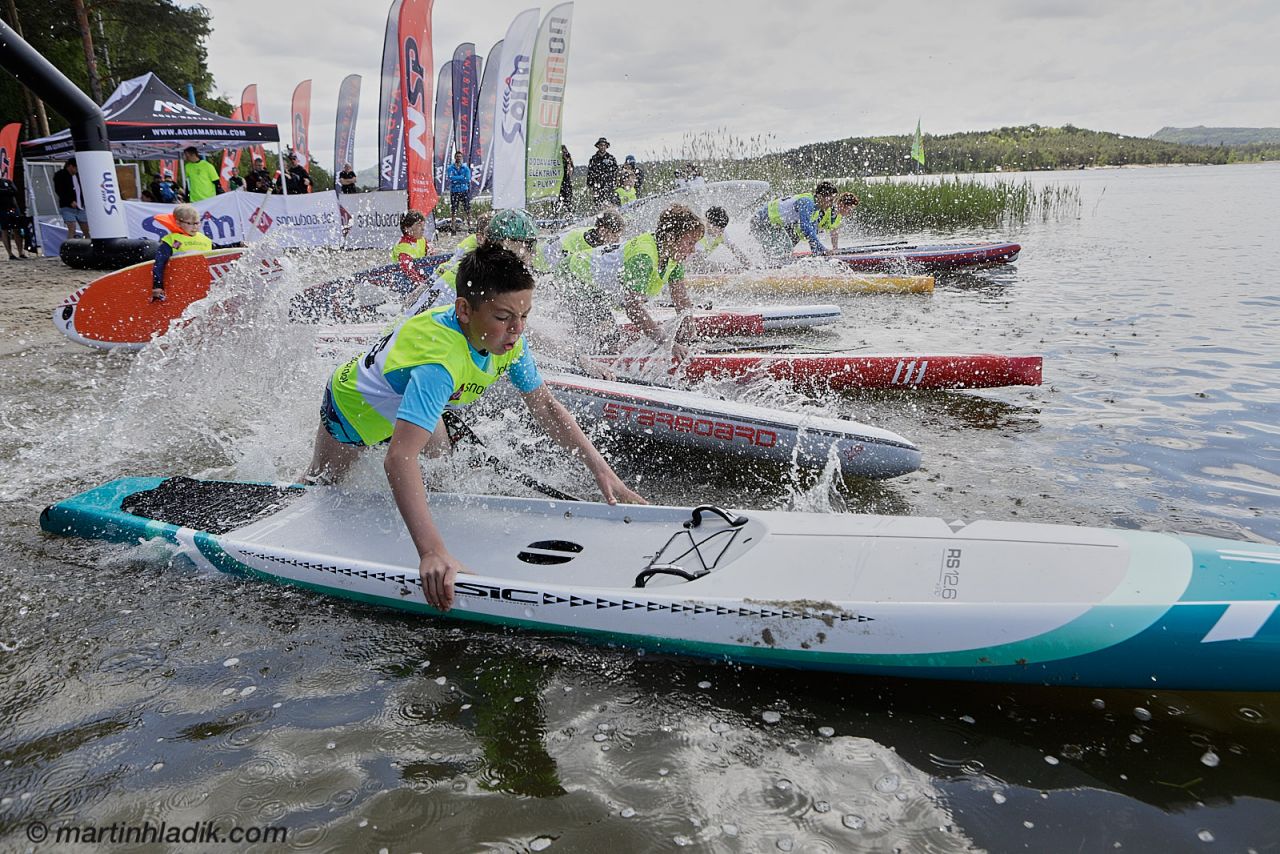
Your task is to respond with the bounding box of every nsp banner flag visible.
[239,84,264,164]
[218,107,243,190]
[526,3,573,203]
[291,79,313,167]
[397,0,437,213]
[490,8,539,209]
[334,74,362,176]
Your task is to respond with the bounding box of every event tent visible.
[20,72,279,160]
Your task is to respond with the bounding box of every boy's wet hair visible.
[594,210,624,233]
[836,191,860,208]
[456,243,535,304]
[814,180,839,198]
[400,209,426,232]
[654,204,704,250]
[705,206,729,229]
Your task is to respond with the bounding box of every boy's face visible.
[176,212,202,236]
[407,220,425,239]
[836,200,858,216]
[671,231,701,261]
[456,290,533,355]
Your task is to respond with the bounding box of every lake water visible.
[2,163,1278,851]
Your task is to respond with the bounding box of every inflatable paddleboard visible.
[313,304,844,351]
[796,241,1021,272]
[290,252,453,323]
[593,350,1044,392]
[686,273,934,296]
[53,248,282,350]
[540,372,920,477]
[42,477,1280,691]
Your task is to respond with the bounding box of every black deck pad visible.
[121,477,305,535]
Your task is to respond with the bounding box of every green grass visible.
[834,177,1082,231]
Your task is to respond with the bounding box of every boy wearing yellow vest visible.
[305,243,645,610]
[151,204,213,302]
[392,209,432,293]
[749,181,858,266]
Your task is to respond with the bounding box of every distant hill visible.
[1152,126,1280,146]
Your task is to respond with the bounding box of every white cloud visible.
[198,0,1280,174]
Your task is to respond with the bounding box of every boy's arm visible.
[795,197,826,253]
[385,418,465,610]
[151,241,174,300]
[521,385,646,506]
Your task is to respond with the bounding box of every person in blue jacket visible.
[749,181,858,266]
[446,151,473,233]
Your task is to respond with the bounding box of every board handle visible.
[687,505,748,529]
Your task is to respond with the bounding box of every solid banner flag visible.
[432,61,454,195]
[398,0,437,213]
[526,3,574,203]
[491,8,540,209]
[0,122,21,181]
[378,0,406,190]
[334,74,362,175]
[911,118,925,167]
[291,79,313,168]
[471,39,502,193]
[240,84,264,164]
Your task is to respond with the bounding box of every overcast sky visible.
[200,0,1280,173]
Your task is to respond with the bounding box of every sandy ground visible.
[0,252,96,357]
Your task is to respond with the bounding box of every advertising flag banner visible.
[471,39,502,193]
[378,0,406,190]
[398,0,437,213]
[911,119,925,167]
[526,3,573,202]
[490,8,540,209]
[334,74,362,175]
[452,44,479,168]
[218,107,244,190]
[432,61,453,195]
[291,80,313,167]
[0,122,21,180]
[240,84,264,163]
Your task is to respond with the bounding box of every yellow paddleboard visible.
[685,273,934,295]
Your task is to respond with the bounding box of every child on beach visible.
[305,242,645,610]
[540,210,624,270]
[151,204,213,302]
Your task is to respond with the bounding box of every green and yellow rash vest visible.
[616,186,637,205]
[329,305,533,445]
[697,233,724,255]
[160,228,213,255]
[541,226,591,269]
[391,236,428,261]
[767,193,842,232]
[561,232,684,305]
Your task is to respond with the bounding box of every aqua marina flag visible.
[911,119,925,167]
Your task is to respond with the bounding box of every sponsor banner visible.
[219,107,244,190]
[338,189,413,249]
[452,43,478,168]
[240,84,264,163]
[398,0,437,213]
[471,39,502,193]
[334,74,362,175]
[491,8,539,209]
[291,79,313,166]
[0,122,20,181]
[432,61,454,196]
[378,0,406,190]
[75,149,127,239]
[125,194,244,246]
[121,192,346,248]
[526,3,574,203]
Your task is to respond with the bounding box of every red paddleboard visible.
[53,249,286,350]
[617,304,841,339]
[590,350,1043,392]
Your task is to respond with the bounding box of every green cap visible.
[486,208,538,241]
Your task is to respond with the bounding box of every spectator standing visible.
[149,169,180,204]
[182,146,222,203]
[558,144,574,213]
[0,174,28,259]
[338,163,358,194]
[227,168,245,191]
[587,137,618,209]
[615,168,638,206]
[623,155,645,194]
[278,153,313,195]
[445,151,473,231]
[245,156,273,194]
[53,160,90,239]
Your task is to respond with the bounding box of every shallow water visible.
[2,163,1278,851]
